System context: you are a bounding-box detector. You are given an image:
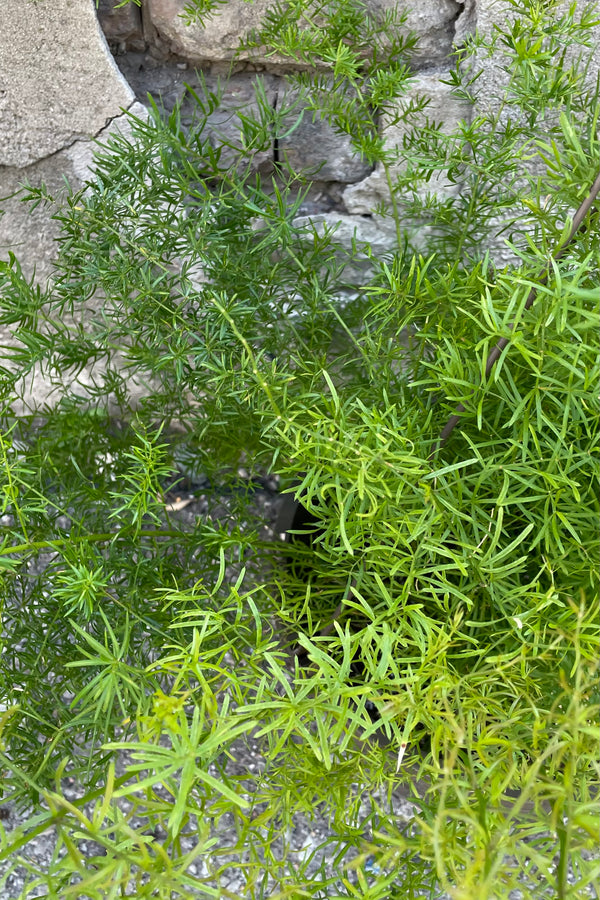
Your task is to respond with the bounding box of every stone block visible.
[0,0,134,168]
[146,0,464,67]
[97,0,144,46]
[292,212,398,282]
[0,104,149,413]
[180,74,278,171]
[0,1,143,411]
[372,0,463,66]
[469,0,600,117]
[146,0,273,62]
[343,73,472,215]
[0,157,70,286]
[453,0,477,49]
[279,112,372,182]
[277,84,372,183]
[461,0,600,265]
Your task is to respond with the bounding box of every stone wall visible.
[0,0,479,283]
[3,0,599,278]
[97,0,475,257]
[0,0,598,409]
[0,1,132,277]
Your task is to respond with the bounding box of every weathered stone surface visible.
[0,0,135,169]
[146,0,463,66]
[0,0,139,277]
[115,53,191,109]
[470,0,600,116]
[464,0,600,265]
[291,211,402,283]
[181,74,278,171]
[111,60,278,172]
[277,86,372,183]
[97,0,144,46]
[279,113,372,182]
[0,99,147,283]
[453,0,477,49]
[0,156,71,285]
[65,100,148,183]
[0,2,143,410]
[294,211,396,249]
[373,0,463,65]
[147,0,273,62]
[0,102,150,413]
[343,73,472,215]
[118,65,279,171]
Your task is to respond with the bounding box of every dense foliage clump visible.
[0,1,598,896]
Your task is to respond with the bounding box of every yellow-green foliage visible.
[0,1,598,896]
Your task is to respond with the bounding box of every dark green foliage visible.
[0,1,599,896]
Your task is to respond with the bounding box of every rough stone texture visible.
[471,0,600,116]
[113,56,369,183]
[292,212,398,282]
[65,99,149,183]
[464,0,600,265]
[146,0,463,67]
[97,0,145,49]
[0,100,150,417]
[115,52,194,109]
[0,1,144,411]
[0,99,147,286]
[454,0,477,48]
[279,112,372,182]
[0,0,135,168]
[0,0,138,271]
[293,212,397,253]
[0,0,139,279]
[111,59,279,171]
[343,73,472,215]
[147,0,274,62]
[375,0,463,65]
[0,155,75,284]
[187,74,278,172]
[278,86,373,183]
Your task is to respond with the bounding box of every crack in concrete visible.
[66,97,141,156]
[95,98,140,139]
[2,99,139,175]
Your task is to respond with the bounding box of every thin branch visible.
[430,168,600,459]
